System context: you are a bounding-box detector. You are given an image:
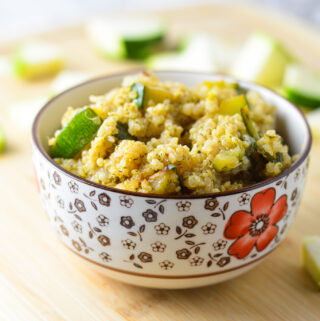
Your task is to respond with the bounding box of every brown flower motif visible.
[217,256,230,267]
[40,178,45,190]
[53,171,61,185]
[96,215,109,226]
[56,196,64,209]
[213,239,227,251]
[120,216,135,229]
[74,199,86,212]
[294,168,301,181]
[60,224,69,237]
[142,209,158,222]
[205,198,219,211]
[121,239,136,250]
[68,181,79,193]
[71,220,82,233]
[238,193,250,206]
[151,241,166,252]
[154,223,170,235]
[201,222,217,235]
[176,248,192,260]
[98,235,111,246]
[291,188,298,201]
[138,252,153,263]
[176,201,191,212]
[182,216,198,229]
[72,240,81,252]
[119,196,134,208]
[99,252,112,263]
[159,260,174,270]
[98,193,111,207]
[190,256,204,266]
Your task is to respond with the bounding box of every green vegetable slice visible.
[283,64,320,109]
[241,105,260,140]
[115,121,136,140]
[131,83,145,108]
[275,152,283,163]
[220,95,247,115]
[302,236,320,289]
[0,126,6,153]
[51,108,102,158]
[168,164,182,187]
[243,134,256,157]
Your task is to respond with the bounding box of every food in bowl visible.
[49,72,296,195]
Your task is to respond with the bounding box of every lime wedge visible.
[231,32,292,87]
[302,236,320,288]
[283,64,320,109]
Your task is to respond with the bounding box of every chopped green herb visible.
[51,107,102,158]
[168,164,177,171]
[115,121,137,140]
[131,83,145,108]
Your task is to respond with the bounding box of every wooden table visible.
[0,3,319,320]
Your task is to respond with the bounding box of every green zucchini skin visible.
[285,88,320,109]
[131,83,145,108]
[51,108,102,159]
[124,34,164,60]
[115,121,137,140]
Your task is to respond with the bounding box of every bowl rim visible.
[32,69,312,199]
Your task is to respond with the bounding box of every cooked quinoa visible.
[49,72,295,195]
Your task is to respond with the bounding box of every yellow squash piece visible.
[302,236,320,288]
[220,95,247,115]
[212,150,240,172]
[144,85,173,106]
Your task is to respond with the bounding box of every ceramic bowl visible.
[32,71,312,289]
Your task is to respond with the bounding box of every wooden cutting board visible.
[0,3,320,320]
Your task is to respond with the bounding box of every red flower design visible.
[224,188,287,259]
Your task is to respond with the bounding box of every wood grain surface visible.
[0,3,319,320]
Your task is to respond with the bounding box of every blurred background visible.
[0,0,319,42]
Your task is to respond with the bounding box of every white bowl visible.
[32,71,312,289]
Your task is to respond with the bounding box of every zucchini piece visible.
[144,85,173,105]
[51,108,102,158]
[50,70,90,96]
[131,83,145,108]
[115,121,136,140]
[275,152,283,163]
[13,41,65,80]
[86,18,165,60]
[307,109,320,142]
[243,134,256,157]
[7,96,49,132]
[203,80,238,90]
[283,64,320,109]
[302,236,320,289]
[212,150,240,172]
[220,95,247,115]
[147,34,218,72]
[241,105,260,140]
[231,32,292,87]
[0,126,5,153]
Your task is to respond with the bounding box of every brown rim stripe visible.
[66,244,275,279]
[32,70,312,200]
